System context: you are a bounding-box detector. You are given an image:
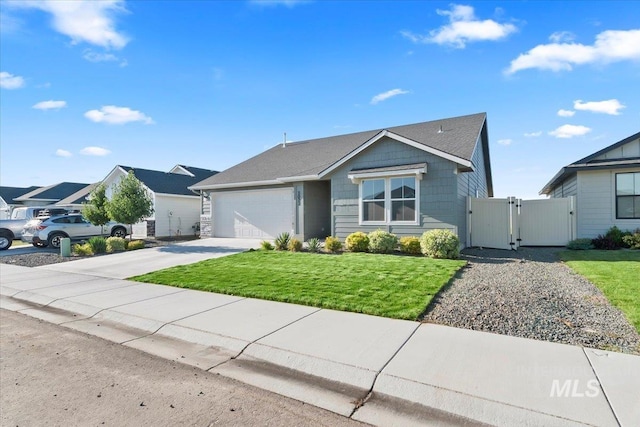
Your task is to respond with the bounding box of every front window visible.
[616,172,640,219]
[360,176,418,224]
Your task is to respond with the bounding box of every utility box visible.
[60,237,71,257]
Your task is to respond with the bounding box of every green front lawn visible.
[560,250,640,333]
[132,250,466,320]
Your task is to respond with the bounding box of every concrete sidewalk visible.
[1,254,639,426]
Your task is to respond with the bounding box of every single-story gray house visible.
[540,131,640,238]
[190,112,493,243]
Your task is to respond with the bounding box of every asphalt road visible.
[0,309,368,427]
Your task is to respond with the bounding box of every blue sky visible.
[1,0,639,199]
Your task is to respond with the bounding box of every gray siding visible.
[550,174,578,198]
[328,137,460,239]
[456,134,490,242]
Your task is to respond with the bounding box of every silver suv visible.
[21,214,131,248]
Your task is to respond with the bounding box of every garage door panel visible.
[214,189,293,239]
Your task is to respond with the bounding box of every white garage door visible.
[213,188,294,239]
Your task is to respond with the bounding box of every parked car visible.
[0,206,73,250]
[21,214,131,249]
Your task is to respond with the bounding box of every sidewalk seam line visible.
[348,322,421,418]
[582,347,622,427]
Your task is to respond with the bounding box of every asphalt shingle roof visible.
[192,112,487,189]
[119,166,218,196]
[0,186,40,203]
[15,182,90,202]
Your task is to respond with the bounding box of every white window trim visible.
[357,175,420,226]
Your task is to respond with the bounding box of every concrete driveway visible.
[37,238,260,279]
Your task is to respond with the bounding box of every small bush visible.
[88,236,107,254]
[260,240,274,251]
[306,237,321,253]
[367,230,398,254]
[324,236,342,253]
[345,231,369,252]
[566,238,594,250]
[274,232,291,251]
[73,243,93,256]
[591,235,618,250]
[399,236,422,254]
[622,229,640,249]
[106,236,126,252]
[126,240,145,251]
[288,238,303,252]
[420,229,460,259]
[605,226,631,248]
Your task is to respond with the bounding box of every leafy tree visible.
[106,171,154,239]
[82,183,110,236]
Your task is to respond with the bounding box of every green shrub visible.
[306,237,321,253]
[566,238,595,250]
[106,236,126,252]
[288,238,303,252]
[126,240,145,251]
[324,236,342,253]
[88,236,107,254]
[605,226,631,248]
[274,232,291,251]
[73,243,93,256]
[260,240,274,251]
[622,229,640,249]
[420,229,460,259]
[399,236,422,254]
[367,230,398,254]
[345,231,369,252]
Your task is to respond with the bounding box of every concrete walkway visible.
[1,240,638,426]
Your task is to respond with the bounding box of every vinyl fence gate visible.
[467,196,576,250]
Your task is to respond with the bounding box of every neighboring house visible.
[55,183,98,211]
[540,131,640,238]
[0,186,40,219]
[13,182,90,207]
[190,112,493,243]
[100,165,218,238]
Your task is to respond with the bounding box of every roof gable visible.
[15,182,90,202]
[540,131,640,195]
[115,165,218,196]
[192,112,487,190]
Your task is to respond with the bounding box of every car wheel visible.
[111,227,127,238]
[47,232,66,249]
[0,232,13,251]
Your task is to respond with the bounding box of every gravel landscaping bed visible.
[0,239,179,268]
[422,247,640,355]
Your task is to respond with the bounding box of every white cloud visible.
[33,100,67,110]
[549,124,592,139]
[497,139,513,146]
[370,89,410,105]
[506,29,640,74]
[83,49,127,66]
[80,146,111,156]
[524,131,542,137]
[549,31,575,43]
[402,4,517,48]
[248,0,310,7]
[55,149,72,157]
[557,109,575,117]
[84,105,154,125]
[0,71,25,89]
[8,0,129,49]
[573,99,625,115]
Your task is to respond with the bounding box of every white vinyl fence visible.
[468,196,576,250]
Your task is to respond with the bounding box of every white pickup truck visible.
[0,206,72,250]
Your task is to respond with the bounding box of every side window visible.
[616,172,640,219]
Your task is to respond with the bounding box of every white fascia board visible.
[169,165,195,176]
[277,174,319,183]
[319,130,472,178]
[189,179,285,190]
[348,166,427,184]
[154,193,200,199]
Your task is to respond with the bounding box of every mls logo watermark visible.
[550,379,600,398]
